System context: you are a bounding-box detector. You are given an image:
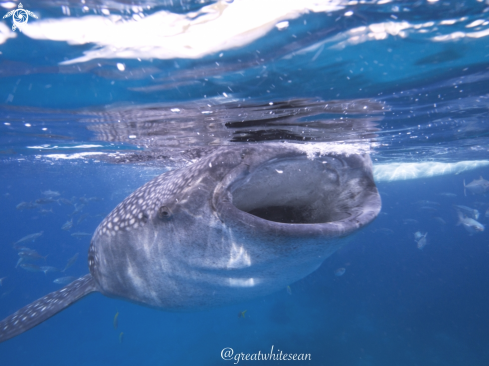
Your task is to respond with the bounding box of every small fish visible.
[0,277,6,286]
[13,231,43,246]
[113,312,119,330]
[35,197,56,205]
[53,276,75,285]
[16,201,38,210]
[77,213,90,225]
[69,203,85,217]
[453,205,479,220]
[464,176,489,196]
[413,200,441,207]
[89,197,103,202]
[486,207,489,219]
[61,219,73,231]
[456,211,485,235]
[15,258,25,268]
[238,310,247,318]
[432,216,446,225]
[286,285,292,295]
[38,208,54,215]
[334,267,346,276]
[57,198,73,206]
[79,197,89,204]
[39,266,59,275]
[438,192,457,197]
[119,332,124,344]
[18,249,48,262]
[402,219,418,225]
[71,232,92,238]
[13,245,32,252]
[20,263,42,272]
[62,253,79,272]
[416,233,428,250]
[414,231,425,241]
[41,190,60,198]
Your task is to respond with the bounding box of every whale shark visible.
[0,143,381,343]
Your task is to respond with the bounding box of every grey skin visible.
[0,144,381,343]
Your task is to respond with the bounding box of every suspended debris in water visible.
[0,277,6,286]
[119,332,124,344]
[238,310,247,318]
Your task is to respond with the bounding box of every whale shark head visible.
[88,144,381,309]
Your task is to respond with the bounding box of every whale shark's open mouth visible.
[231,156,353,224]
[215,151,381,237]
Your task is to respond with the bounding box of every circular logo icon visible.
[13,8,29,26]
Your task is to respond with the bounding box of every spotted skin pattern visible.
[0,275,95,343]
[0,144,381,343]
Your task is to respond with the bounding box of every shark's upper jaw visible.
[214,152,381,238]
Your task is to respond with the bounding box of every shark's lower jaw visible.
[215,152,381,238]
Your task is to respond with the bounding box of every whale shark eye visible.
[158,206,172,220]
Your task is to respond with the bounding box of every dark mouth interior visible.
[248,205,311,224]
[231,156,361,224]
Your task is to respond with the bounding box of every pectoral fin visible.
[0,274,96,343]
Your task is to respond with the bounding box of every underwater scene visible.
[1,0,489,365]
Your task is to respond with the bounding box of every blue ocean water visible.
[1,0,489,365]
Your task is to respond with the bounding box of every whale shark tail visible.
[0,274,96,343]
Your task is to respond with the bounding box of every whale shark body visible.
[0,144,381,342]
